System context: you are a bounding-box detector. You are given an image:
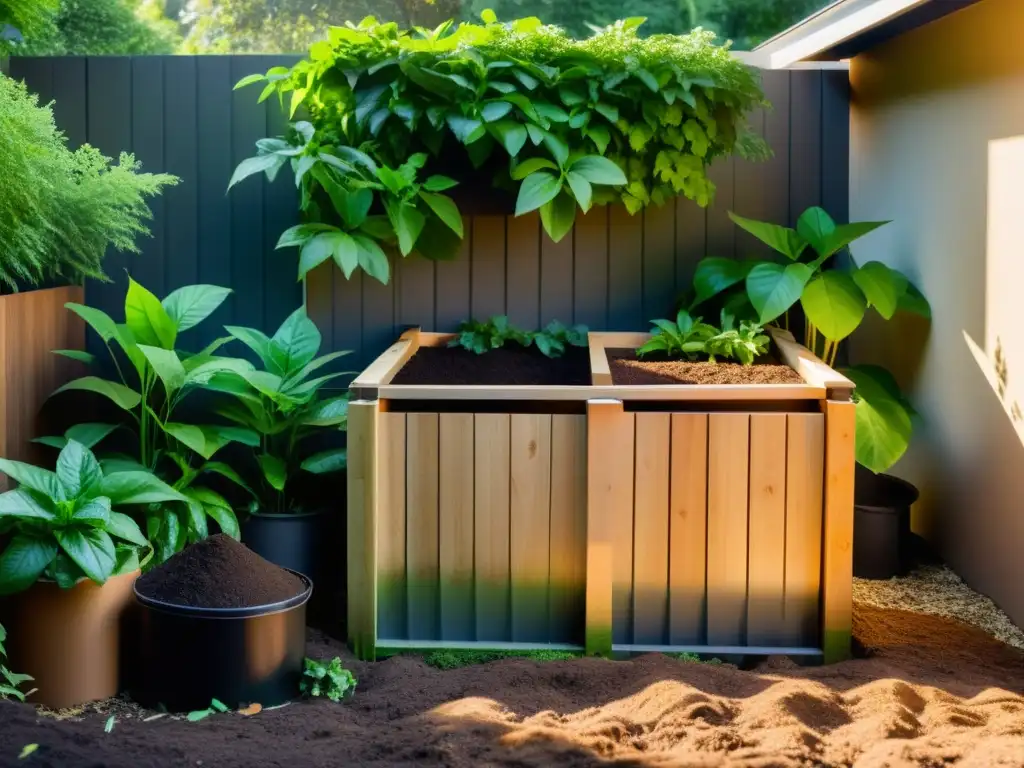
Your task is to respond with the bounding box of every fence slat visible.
[707,413,749,646]
[747,414,788,646]
[784,413,825,646]
[474,414,511,642]
[549,415,587,644]
[510,414,552,642]
[377,412,407,641]
[439,413,475,641]
[669,413,708,645]
[632,413,671,645]
[406,413,440,641]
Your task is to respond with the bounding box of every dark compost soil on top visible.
[135,534,305,609]
[608,348,805,386]
[5,605,1024,767]
[391,345,591,386]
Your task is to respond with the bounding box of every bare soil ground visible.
[2,603,1024,767]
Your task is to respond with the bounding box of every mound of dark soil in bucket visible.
[135,534,305,609]
[391,345,591,386]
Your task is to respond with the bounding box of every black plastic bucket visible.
[853,467,920,580]
[131,572,311,712]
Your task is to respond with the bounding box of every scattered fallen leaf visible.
[104,715,116,734]
[142,713,167,723]
[210,699,229,713]
[238,703,262,716]
[186,709,211,722]
[262,702,291,712]
[19,744,37,760]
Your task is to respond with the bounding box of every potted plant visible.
[46,279,258,564]
[208,308,351,583]
[0,439,185,707]
[0,73,176,481]
[688,206,931,578]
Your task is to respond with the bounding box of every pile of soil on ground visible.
[135,534,305,609]
[608,348,805,385]
[392,345,591,386]
[5,603,1024,767]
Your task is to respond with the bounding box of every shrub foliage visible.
[232,13,766,283]
[0,74,177,291]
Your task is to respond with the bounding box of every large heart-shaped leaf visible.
[845,365,914,473]
[745,262,812,324]
[418,192,464,238]
[56,440,103,499]
[801,271,867,342]
[729,212,807,260]
[0,535,57,595]
[690,257,754,307]
[54,377,142,411]
[851,261,908,320]
[56,528,116,585]
[540,191,577,243]
[897,282,931,319]
[796,206,836,256]
[161,285,232,332]
[569,155,627,186]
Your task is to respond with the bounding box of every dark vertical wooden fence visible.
[9,56,848,365]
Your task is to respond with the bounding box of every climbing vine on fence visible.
[230,12,767,283]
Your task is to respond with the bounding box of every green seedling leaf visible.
[104,715,116,733]
[19,744,38,760]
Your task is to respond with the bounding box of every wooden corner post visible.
[585,399,630,656]
[821,399,855,663]
[347,400,379,661]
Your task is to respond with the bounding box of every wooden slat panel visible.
[406,413,440,641]
[398,257,436,331]
[549,415,587,645]
[747,414,788,646]
[669,413,708,645]
[505,213,540,329]
[607,205,643,331]
[471,215,506,319]
[51,58,88,148]
[706,413,749,646]
[541,229,573,323]
[822,401,855,662]
[574,207,608,329]
[474,414,511,642]
[822,71,851,224]
[163,57,199,293]
[705,157,736,259]
[434,216,471,332]
[306,263,335,348]
[732,84,768,259]
[642,204,676,320]
[376,412,407,641]
[130,57,166,294]
[784,413,825,646]
[586,400,631,656]
[762,71,792,240]
[632,413,671,645]
[510,414,552,642]
[361,268,396,369]
[333,271,363,366]
[439,413,475,640]
[346,401,378,659]
[788,70,823,223]
[674,198,707,298]
[611,413,637,646]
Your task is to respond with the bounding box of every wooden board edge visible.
[347,399,379,660]
[378,384,825,401]
[587,333,612,386]
[351,328,421,388]
[769,327,855,399]
[821,399,855,664]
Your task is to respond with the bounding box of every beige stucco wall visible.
[849,0,1024,625]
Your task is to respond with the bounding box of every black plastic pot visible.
[131,572,311,711]
[853,467,920,580]
[241,510,328,580]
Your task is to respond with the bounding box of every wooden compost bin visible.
[347,328,855,663]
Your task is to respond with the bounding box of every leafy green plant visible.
[0,439,184,594]
[449,316,587,358]
[531,320,588,358]
[186,698,229,721]
[0,623,33,701]
[0,73,177,292]
[208,308,352,515]
[299,657,357,701]
[704,318,770,365]
[230,13,766,282]
[449,315,531,355]
[637,309,717,359]
[47,279,258,562]
[688,206,931,472]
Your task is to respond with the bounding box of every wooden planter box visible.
[347,328,855,663]
[0,286,85,490]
